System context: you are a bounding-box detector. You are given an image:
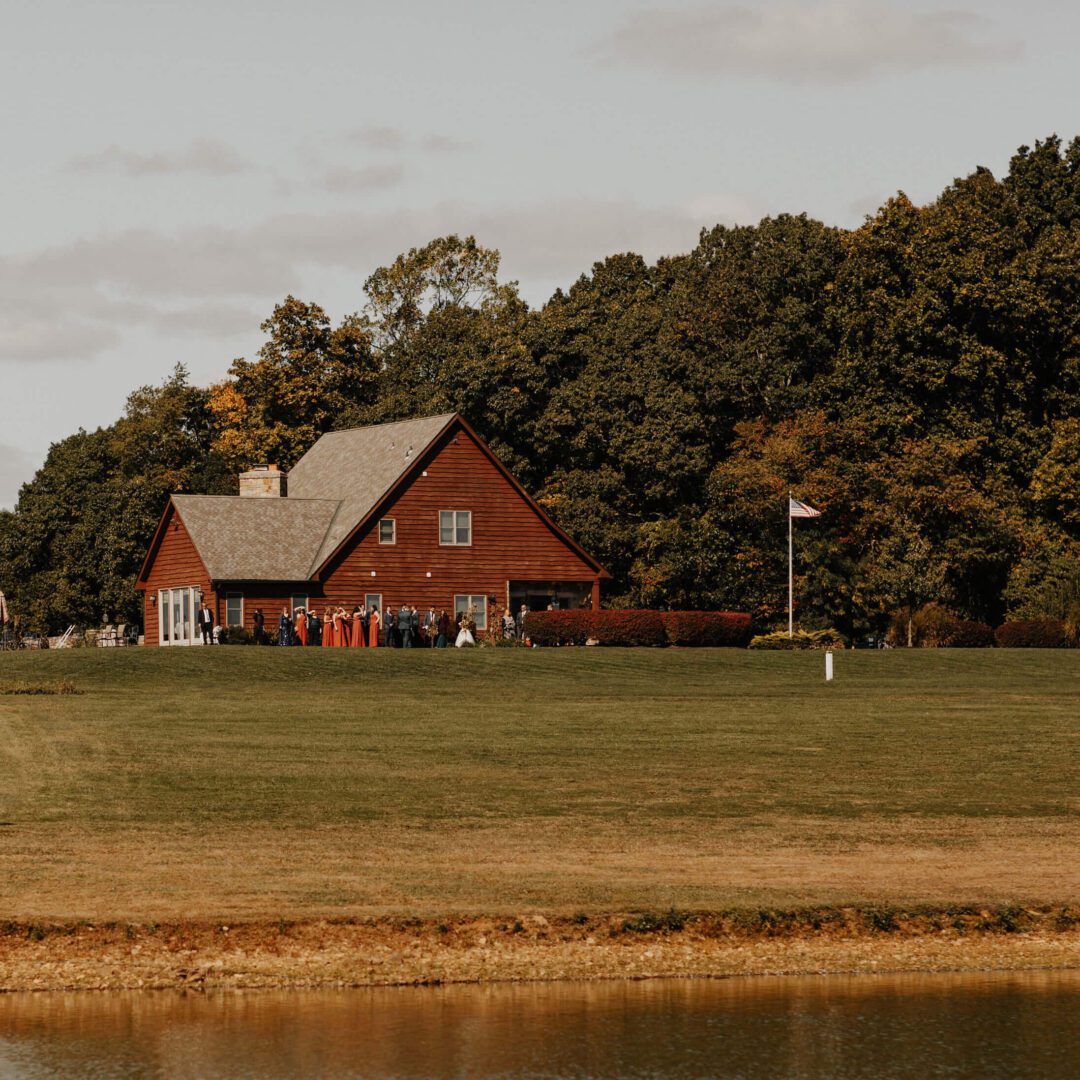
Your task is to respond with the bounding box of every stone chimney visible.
[239,464,287,498]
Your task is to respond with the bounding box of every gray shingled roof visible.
[169,414,457,582]
[172,495,339,581]
[288,413,456,571]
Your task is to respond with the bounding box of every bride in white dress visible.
[455,607,476,647]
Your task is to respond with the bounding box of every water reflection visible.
[1,970,1079,1079]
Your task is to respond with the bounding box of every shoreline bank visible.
[4,907,1079,993]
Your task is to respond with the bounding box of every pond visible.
[1,970,1078,1079]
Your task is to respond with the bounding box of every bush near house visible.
[995,618,1070,648]
[886,605,995,647]
[524,611,593,646]
[660,611,753,647]
[526,610,749,647]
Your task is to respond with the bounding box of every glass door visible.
[158,587,201,646]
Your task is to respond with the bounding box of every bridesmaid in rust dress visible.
[368,606,380,648]
[321,609,335,648]
[295,607,308,646]
[350,606,364,647]
[335,608,349,647]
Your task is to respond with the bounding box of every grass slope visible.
[0,648,1077,919]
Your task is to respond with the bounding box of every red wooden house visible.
[136,413,609,645]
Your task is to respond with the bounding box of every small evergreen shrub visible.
[217,625,254,646]
[660,611,752,647]
[995,618,1069,648]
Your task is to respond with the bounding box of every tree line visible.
[3,136,1080,637]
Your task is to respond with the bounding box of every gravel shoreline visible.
[3,907,1080,993]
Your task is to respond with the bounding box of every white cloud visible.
[0,192,756,364]
[322,163,406,193]
[69,138,252,176]
[599,1,1021,84]
[346,125,406,151]
[421,134,475,155]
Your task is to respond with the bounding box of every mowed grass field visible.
[0,647,1078,920]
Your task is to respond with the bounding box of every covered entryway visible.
[508,580,596,614]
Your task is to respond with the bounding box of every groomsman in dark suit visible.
[198,601,214,645]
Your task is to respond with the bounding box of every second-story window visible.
[439,510,472,546]
[379,518,396,544]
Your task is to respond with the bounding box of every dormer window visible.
[439,510,472,546]
[379,518,396,544]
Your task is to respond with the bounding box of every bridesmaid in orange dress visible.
[350,606,364,647]
[335,608,349,647]
[321,608,335,647]
[295,608,308,646]
[368,605,380,648]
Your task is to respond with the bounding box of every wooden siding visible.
[319,424,600,627]
[139,504,215,646]
[138,420,602,641]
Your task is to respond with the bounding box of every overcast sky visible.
[1,0,1076,508]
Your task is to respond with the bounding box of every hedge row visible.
[995,618,1069,648]
[524,610,752,648]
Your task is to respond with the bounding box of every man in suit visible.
[399,603,413,647]
[198,601,214,645]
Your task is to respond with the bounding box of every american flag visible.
[789,498,822,518]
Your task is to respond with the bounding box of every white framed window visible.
[226,592,244,627]
[440,510,472,546]
[454,594,488,631]
[157,586,200,646]
[379,518,396,544]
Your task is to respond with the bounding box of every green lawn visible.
[1,647,1078,918]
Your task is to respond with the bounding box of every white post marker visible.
[825,651,834,682]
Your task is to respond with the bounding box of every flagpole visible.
[788,493,793,638]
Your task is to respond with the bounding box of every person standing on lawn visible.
[198,601,214,645]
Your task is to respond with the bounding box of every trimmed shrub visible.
[524,610,593,646]
[524,609,667,647]
[218,625,254,646]
[995,618,1069,648]
[661,611,752,647]
[944,618,996,648]
[749,629,846,650]
[592,610,666,647]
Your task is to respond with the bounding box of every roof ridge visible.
[173,494,339,504]
[318,411,458,438]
